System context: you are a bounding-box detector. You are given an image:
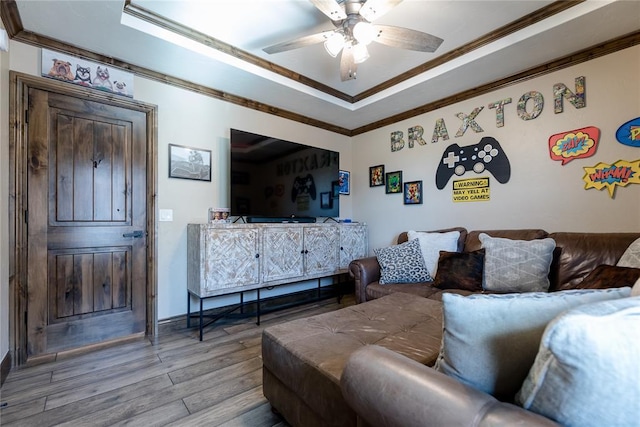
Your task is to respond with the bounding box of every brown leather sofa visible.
[262,229,640,427]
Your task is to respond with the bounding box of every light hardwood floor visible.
[0,292,355,426]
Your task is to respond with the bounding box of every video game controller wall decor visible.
[436,137,511,189]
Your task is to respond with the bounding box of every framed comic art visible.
[338,170,350,195]
[369,165,385,187]
[385,171,403,194]
[404,180,423,205]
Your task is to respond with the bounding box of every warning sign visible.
[452,178,490,203]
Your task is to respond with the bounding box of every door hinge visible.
[24,210,28,224]
[24,109,28,124]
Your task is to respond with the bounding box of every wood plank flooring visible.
[0,292,355,426]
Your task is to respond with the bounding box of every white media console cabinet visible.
[187,222,368,339]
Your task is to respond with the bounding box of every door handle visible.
[123,230,144,238]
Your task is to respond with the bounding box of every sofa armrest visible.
[349,256,381,304]
[341,345,559,427]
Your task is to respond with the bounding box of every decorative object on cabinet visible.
[369,164,385,187]
[187,222,367,339]
[208,207,230,223]
[385,170,403,194]
[339,170,351,195]
[169,144,212,181]
[404,180,423,205]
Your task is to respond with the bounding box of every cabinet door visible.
[263,227,304,282]
[304,226,340,275]
[204,228,260,293]
[340,225,368,269]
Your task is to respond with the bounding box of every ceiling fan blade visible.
[372,24,443,52]
[310,0,347,21]
[340,45,357,81]
[263,30,336,54]
[359,0,403,22]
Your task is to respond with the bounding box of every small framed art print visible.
[369,165,385,187]
[338,170,350,195]
[404,180,423,205]
[385,171,403,194]
[169,144,212,181]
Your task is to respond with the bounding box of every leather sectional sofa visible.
[262,228,640,427]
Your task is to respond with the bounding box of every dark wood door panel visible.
[50,109,131,225]
[27,86,148,356]
[48,247,131,324]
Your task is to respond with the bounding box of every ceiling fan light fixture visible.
[352,42,370,64]
[324,32,345,57]
[353,21,375,45]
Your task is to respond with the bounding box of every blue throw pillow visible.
[434,287,631,400]
[374,239,432,284]
[516,296,640,427]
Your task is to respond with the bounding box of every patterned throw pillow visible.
[433,249,485,291]
[374,239,432,284]
[617,237,640,268]
[479,233,556,292]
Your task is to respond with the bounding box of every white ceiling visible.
[11,0,640,132]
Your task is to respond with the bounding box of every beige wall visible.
[1,40,639,346]
[352,45,640,252]
[3,41,352,321]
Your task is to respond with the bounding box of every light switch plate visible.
[159,209,173,222]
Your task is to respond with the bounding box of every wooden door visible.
[26,87,148,356]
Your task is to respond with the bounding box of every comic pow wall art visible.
[582,159,640,198]
[549,127,600,165]
[616,117,640,148]
[41,49,134,98]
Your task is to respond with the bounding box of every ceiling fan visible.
[263,0,444,81]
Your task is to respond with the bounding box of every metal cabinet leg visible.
[187,292,191,328]
[256,288,261,326]
[199,298,204,341]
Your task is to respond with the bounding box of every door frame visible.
[9,71,158,366]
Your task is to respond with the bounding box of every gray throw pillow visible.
[434,287,631,400]
[479,233,556,292]
[617,237,640,268]
[374,238,432,284]
[516,296,640,427]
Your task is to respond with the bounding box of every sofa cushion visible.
[365,282,443,300]
[464,229,548,252]
[374,238,431,284]
[433,249,484,292]
[576,264,640,289]
[407,230,460,277]
[434,288,631,400]
[617,236,640,268]
[633,277,640,296]
[516,296,640,427]
[397,227,468,252]
[480,233,556,292]
[549,232,640,291]
[262,292,445,426]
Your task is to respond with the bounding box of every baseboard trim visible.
[1,351,11,387]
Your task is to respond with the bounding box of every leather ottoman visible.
[262,292,444,427]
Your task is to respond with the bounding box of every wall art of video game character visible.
[41,48,134,98]
[436,137,511,190]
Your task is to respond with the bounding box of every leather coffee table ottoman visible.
[262,292,444,427]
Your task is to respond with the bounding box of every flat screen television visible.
[230,129,340,222]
